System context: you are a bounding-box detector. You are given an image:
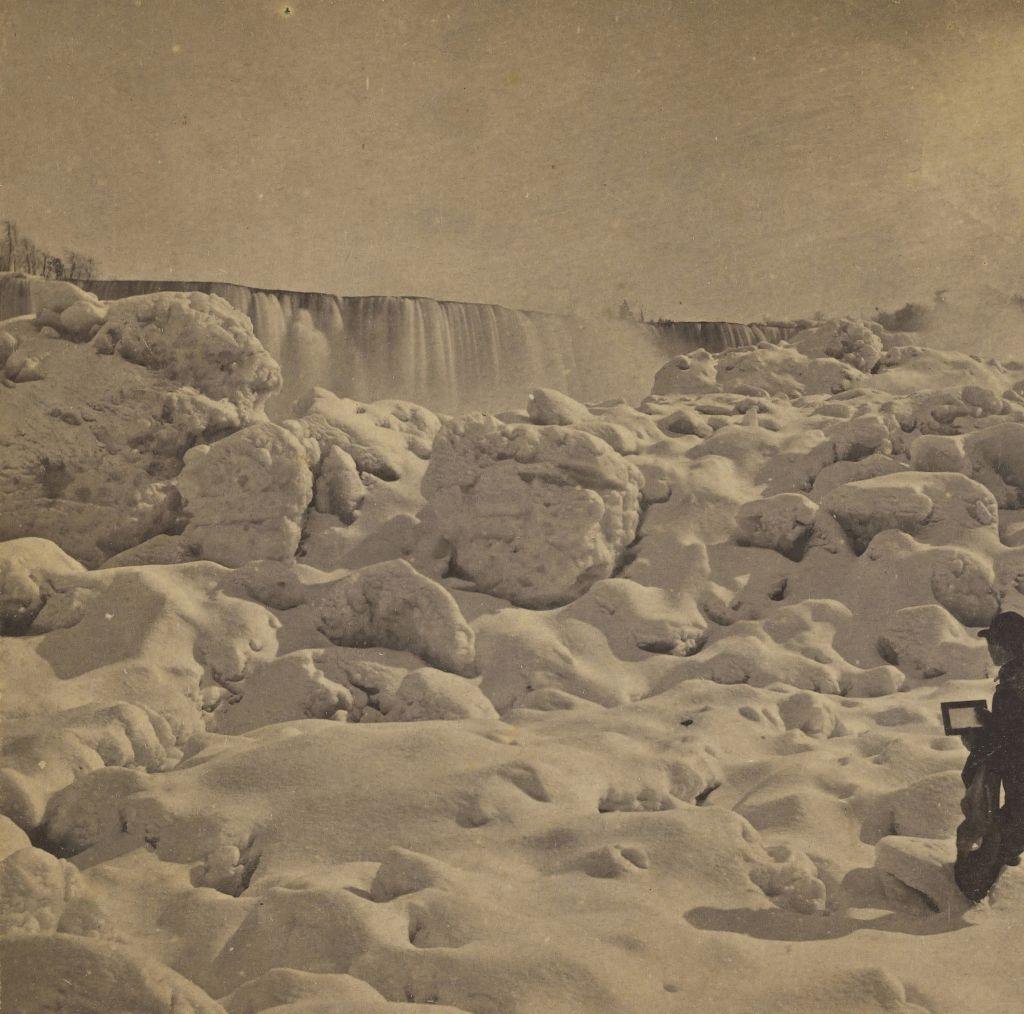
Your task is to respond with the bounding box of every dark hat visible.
[978,611,1024,644]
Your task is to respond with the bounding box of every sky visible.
[2,0,1023,321]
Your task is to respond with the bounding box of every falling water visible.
[0,273,797,414]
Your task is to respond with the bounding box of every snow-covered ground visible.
[4,281,1024,1012]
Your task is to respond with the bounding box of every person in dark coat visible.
[981,612,1024,861]
[955,611,1024,902]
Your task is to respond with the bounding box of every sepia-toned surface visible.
[4,2,1024,1012]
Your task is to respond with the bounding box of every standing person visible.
[955,611,1024,902]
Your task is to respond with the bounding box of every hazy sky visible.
[2,0,1023,320]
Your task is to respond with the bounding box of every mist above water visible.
[876,287,1024,365]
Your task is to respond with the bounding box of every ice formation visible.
[4,285,1024,1011]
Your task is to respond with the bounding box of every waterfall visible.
[0,273,34,322]
[0,273,798,414]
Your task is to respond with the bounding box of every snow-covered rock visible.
[877,604,990,680]
[748,842,828,914]
[0,819,30,869]
[885,772,965,839]
[310,559,476,675]
[59,297,108,337]
[810,453,907,499]
[874,835,964,913]
[735,492,818,560]
[650,349,719,395]
[385,667,499,722]
[821,471,999,554]
[777,691,841,738]
[892,382,1015,435]
[176,421,318,567]
[790,318,885,372]
[0,846,78,933]
[656,405,715,438]
[94,291,279,415]
[654,342,862,400]
[14,275,100,315]
[313,444,364,522]
[0,537,84,634]
[527,387,591,425]
[293,388,440,478]
[962,423,1024,508]
[0,328,18,366]
[0,934,226,1013]
[208,650,354,734]
[421,414,644,607]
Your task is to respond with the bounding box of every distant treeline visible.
[1,219,99,281]
[874,301,932,332]
[875,292,1024,333]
